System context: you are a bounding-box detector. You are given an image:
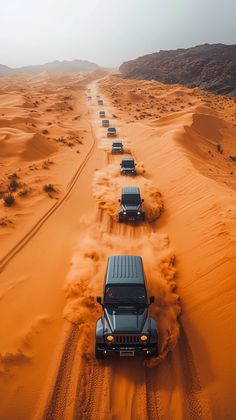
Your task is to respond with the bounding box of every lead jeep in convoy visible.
[102,119,110,127]
[95,255,158,359]
[112,141,123,154]
[120,157,136,175]
[107,127,117,137]
[118,187,145,222]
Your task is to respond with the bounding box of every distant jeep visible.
[118,187,145,222]
[95,255,158,359]
[112,141,123,154]
[120,157,136,175]
[102,119,110,127]
[107,127,117,137]
[98,99,103,105]
[99,111,106,118]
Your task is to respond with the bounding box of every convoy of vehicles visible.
[120,157,136,175]
[112,141,124,154]
[95,256,158,359]
[86,90,157,359]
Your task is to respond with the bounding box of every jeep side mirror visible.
[118,199,121,202]
[120,163,122,166]
[142,199,144,202]
[96,296,102,305]
[149,296,155,305]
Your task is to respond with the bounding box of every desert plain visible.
[0,70,236,420]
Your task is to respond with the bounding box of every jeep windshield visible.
[122,161,134,168]
[104,285,147,305]
[113,142,122,147]
[122,194,140,205]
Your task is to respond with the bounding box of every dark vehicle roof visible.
[121,157,134,162]
[105,256,145,285]
[108,127,116,131]
[112,141,123,146]
[122,186,140,195]
[102,119,109,122]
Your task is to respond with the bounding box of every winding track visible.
[0,122,97,274]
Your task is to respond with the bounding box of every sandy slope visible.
[0,73,235,420]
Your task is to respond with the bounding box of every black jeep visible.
[95,255,158,359]
[120,157,136,175]
[107,127,117,137]
[118,187,145,222]
[112,141,123,154]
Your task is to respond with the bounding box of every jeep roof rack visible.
[122,186,140,195]
[105,256,145,285]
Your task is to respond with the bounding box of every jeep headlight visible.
[140,335,148,342]
[106,335,114,342]
[137,211,141,215]
[123,211,127,215]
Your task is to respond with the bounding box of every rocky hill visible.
[0,59,99,76]
[119,44,236,96]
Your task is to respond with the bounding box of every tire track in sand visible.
[145,368,161,420]
[176,324,212,420]
[0,122,97,274]
[43,325,80,420]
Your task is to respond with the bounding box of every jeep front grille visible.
[115,335,140,344]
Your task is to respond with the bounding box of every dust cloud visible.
[63,227,180,365]
[93,166,164,222]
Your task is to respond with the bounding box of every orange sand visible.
[0,72,235,420]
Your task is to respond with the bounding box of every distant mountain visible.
[119,44,236,96]
[0,64,13,76]
[0,59,99,76]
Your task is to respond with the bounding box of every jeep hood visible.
[103,307,148,333]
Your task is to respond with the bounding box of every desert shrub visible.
[43,184,55,193]
[3,193,15,207]
[9,178,21,192]
[18,187,30,197]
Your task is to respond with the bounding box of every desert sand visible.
[0,72,236,420]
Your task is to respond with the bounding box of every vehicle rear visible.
[107,127,117,137]
[112,141,123,154]
[102,119,110,127]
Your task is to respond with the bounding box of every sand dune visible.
[0,72,235,419]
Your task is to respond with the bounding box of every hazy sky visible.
[0,0,235,68]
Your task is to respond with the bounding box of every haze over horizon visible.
[0,0,236,68]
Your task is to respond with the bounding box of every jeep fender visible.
[149,318,158,343]
[96,318,104,344]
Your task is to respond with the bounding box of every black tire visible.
[95,349,106,360]
[142,212,145,221]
